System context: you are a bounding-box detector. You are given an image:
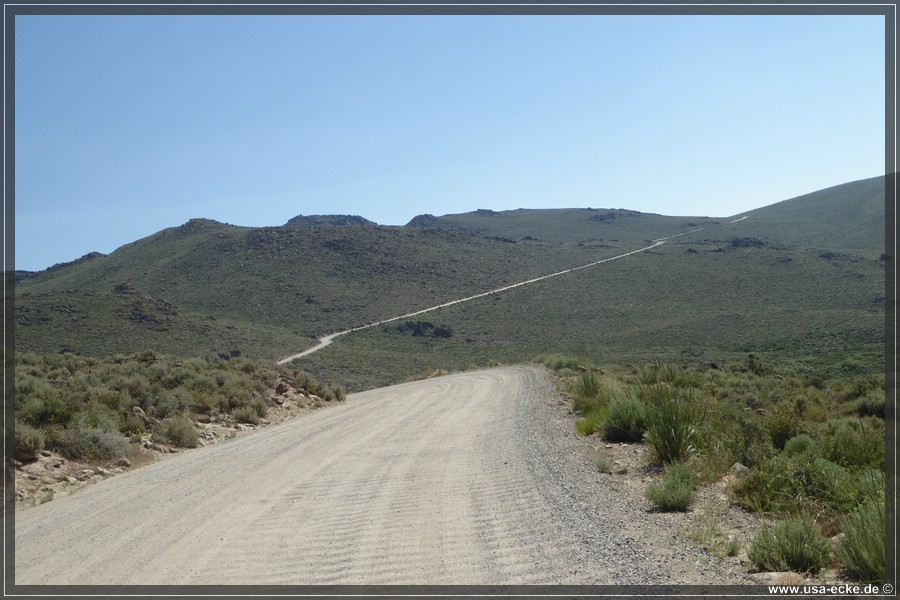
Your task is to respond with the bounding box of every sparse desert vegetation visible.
[13,350,347,506]
[546,353,887,583]
[15,351,346,458]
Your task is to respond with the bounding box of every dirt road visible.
[276,240,669,363]
[15,367,749,586]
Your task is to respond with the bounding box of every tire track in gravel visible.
[15,366,751,586]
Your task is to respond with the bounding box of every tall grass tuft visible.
[766,405,801,450]
[575,407,605,436]
[838,502,885,583]
[642,386,702,464]
[576,368,602,402]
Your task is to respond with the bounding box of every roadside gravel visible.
[515,366,756,584]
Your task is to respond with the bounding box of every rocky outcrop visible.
[392,321,453,339]
[284,215,377,228]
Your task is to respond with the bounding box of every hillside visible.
[297,235,885,391]
[726,175,885,257]
[407,208,718,243]
[406,175,886,256]
[15,177,886,376]
[15,220,623,358]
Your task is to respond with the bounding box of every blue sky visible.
[14,13,886,271]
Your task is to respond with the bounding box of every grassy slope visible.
[297,234,884,391]
[16,220,629,358]
[408,208,719,243]
[409,175,885,256]
[727,175,885,257]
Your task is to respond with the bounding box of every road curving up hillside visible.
[15,367,751,586]
[277,240,671,363]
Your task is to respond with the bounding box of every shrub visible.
[594,454,613,473]
[250,396,269,418]
[540,354,580,371]
[187,374,218,396]
[158,415,199,448]
[603,395,647,442]
[645,462,697,512]
[783,434,814,457]
[72,403,122,434]
[695,403,774,469]
[748,516,830,574]
[333,385,348,402]
[802,457,862,515]
[53,427,128,459]
[766,405,801,450]
[14,421,45,459]
[838,502,885,583]
[746,353,766,376]
[232,405,261,425]
[14,352,350,458]
[16,390,76,429]
[851,390,885,418]
[189,390,217,414]
[735,413,778,468]
[733,466,782,513]
[643,387,702,464]
[635,359,692,386]
[734,454,872,516]
[814,418,884,470]
[118,411,146,436]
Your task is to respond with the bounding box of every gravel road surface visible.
[15,366,751,586]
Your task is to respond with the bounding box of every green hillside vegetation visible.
[16,220,625,358]
[14,350,346,461]
[407,175,885,257]
[544,357,885,580]
[727,175,885,257]
[17,177,885,390]
[407,207,718,243]
[294,234,884,392]
[14,284,307,359]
